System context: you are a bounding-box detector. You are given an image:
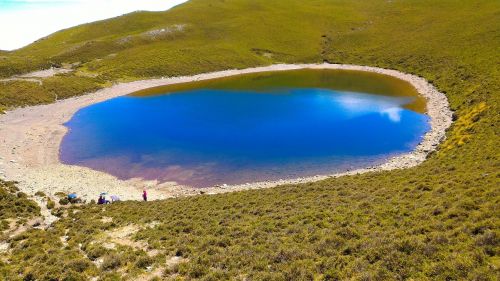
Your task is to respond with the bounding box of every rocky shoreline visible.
[0,63,453,201]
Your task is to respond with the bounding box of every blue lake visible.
[60,70,430,187]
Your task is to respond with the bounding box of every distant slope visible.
[1,0,328,77]
[0,0,499,280]
[1,0,498,109]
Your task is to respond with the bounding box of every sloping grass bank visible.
[0,0,498,280]
[0,180,40,235]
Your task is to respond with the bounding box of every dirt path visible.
[0,67,73,85]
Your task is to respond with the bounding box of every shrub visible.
[134,256,153,269]
[46,199,55,210]
[101,254,122,271]
[34,191,46,197]
[17,192,27,199]
[0,181,40,222]
[66,259,93,273]
[54,192,66,199]
[85,245,107,261]
[59,198,70,206]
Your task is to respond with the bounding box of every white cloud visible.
[0,0,188,50]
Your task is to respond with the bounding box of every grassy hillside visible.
[0,0,499,280]
[2,0,496,109]
[0,180,40,234]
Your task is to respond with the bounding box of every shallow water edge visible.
[0,63,453,201]
[60,70,430,187]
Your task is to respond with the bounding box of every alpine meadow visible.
[0,0,499,280]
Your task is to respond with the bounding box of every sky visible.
[0,0,188,50]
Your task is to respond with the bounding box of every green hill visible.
[0,0,499,280]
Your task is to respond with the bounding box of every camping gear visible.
[67,193,82,204]
[99,192,111,204]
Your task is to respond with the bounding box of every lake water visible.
[60,69,430,187]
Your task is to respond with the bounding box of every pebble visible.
[0,63,452,202]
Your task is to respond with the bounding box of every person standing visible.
[142,189,148,202]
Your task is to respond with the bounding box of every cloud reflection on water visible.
[303,88,409,123]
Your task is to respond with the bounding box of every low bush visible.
[0,180,40,231]
[59,198,70,205]
[134,256,153,269]
[101,253,122,271]
[46,199,56,209]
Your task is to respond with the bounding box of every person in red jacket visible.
[142,189,147,202]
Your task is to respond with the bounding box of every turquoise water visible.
[60,85,429,187]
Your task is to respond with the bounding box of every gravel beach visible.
[0,63,453,201]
